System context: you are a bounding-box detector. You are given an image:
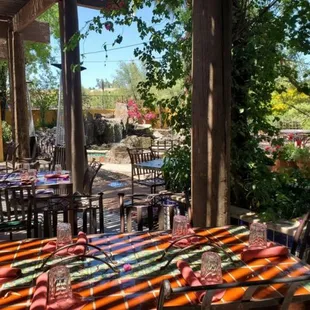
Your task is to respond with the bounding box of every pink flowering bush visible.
[127,99,157,123]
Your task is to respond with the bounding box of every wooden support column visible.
[59,0,85,192]
[191,0,232,227]
[58,3,71,171]
[7,28,15,142]
[12,31,29,158]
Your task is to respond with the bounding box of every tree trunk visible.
[191,0,232,227]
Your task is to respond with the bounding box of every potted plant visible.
[292,147,310,169]
[275,143,297,170]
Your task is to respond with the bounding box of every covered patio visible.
[0,1,309,310]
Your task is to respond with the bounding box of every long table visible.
[0,226,310,309]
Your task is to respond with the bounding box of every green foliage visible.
[277,143,296,161]
[292,147,310,162]
[162,143,191,193]
[29,71,58,128]
[1,121,12,143]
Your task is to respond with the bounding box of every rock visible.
[114,123,123,143]
[153,130,163,139]
[105,143,130,164]
[103,122,115,144]
[114,102,128,125]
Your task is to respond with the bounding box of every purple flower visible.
[123,263,132,272]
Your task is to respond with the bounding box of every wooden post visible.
[58,3,71,170]
[0,106,3,161]
[12,31,29,159]
[191,0,232,227]
[60,0,85,192]
[7,28,15,142]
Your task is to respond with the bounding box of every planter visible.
[230,206,303,248]
[274,159,297,171]
[296,160,310,170]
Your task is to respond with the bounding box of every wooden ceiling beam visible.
[77,0,127,10]
[12,0,56,33]
[0,21,50,44]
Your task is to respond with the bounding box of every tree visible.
[113,61,146,100]
[29,71,59,128]
[0,4,60,122]
[96,78,105,92]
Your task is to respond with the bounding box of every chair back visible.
[50,146,66,171]
[291,211,310,263]
[127,147,157,179]
[83,161,102,195]
[151,139,175,157]
[5,142,19,171]
[0,185,34,237]
[41,195,75,238]
[157,274,310,310]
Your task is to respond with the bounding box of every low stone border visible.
[230,206,302,248]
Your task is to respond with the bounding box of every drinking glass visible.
[200,252,223,285]
[248,222,267,249]
[56,222,72,249]
[171,215,188,239]
[48,265,72,304]
[28,169,37,180]
[55,164,62,174]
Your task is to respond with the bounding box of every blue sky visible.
[52,6,156,88]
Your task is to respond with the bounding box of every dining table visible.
[0,170,72,189]
[0,225,310,310]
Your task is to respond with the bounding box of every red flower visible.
[288,133,294,141]
[296,139,302,147]
[104,21,113,31]
[275,145,281,150]
[265,146,271,152]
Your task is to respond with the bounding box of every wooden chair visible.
[0,184,35,239]
[157,274,310,310]
[291,211,310,263]
[127,147,165,194]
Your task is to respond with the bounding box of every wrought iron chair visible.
[291,211,310,264]
[157,274,310,310]
[82,161,102,196]
[127,147,165,195]
[0,141,19,173]
[0,184,35,239]
[151,139,175,158]
[119,192,165,232]
[50,145,66,171]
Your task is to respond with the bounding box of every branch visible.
[286,75,310,97]
[233,0,281,42]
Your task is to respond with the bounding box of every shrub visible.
[2,121,12,143]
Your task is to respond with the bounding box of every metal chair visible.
[82,161,102,195]
[157,274,310,310]
[0,184,35,239]
[50,145,66,171]
[0,141,19,173]
[119,192,164,232]
[127,147,165,195]
[291,211,310,263]
[151,139,175,158]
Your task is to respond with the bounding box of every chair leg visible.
[137,208,143,231]
[148,205,153,231]
[168,205,175,230]
[82,210,87,233]
[126,207,132,232]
